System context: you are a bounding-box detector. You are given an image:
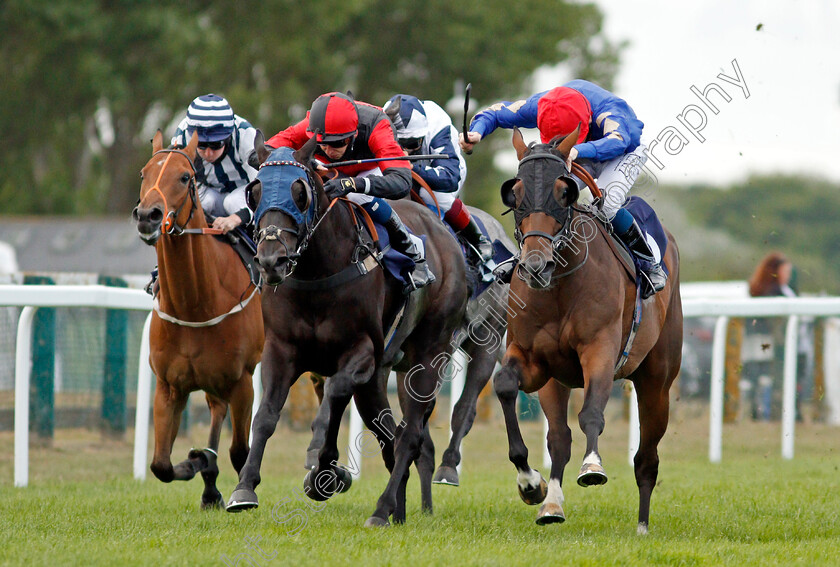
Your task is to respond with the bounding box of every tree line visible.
[0,0,618,217]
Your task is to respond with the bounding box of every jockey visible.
[171,94,257,234]
[267,91,435,291]
[383,94,494,267]
[460,80,667,294]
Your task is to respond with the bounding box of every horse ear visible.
[556,123,580,159]
[512,127,528,160]
[384,97,401,123]
[252,129,272,167]
[245,179,261,212]
[500,178,518,209]
[152,130,163,153]
[185,130,199,158]
[294,131,319,166]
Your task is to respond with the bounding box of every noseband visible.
[141,149,199,235]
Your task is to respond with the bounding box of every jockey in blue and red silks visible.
[460,80,667,294]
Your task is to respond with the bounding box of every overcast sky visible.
[530,0,840,186]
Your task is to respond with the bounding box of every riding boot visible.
[457,217,494,264]
[384,210,436,291]
[616,219,667,297]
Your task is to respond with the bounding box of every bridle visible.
[254,159,331,280]
[140,149,200,235]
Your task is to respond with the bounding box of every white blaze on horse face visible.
[545,478,565,507]
[582,451,601,467]
[517,468,543,490]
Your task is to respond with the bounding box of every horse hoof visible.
[201,492,225,511]
[535,502,566,526]
[364,516,391,528]
[303,467,350,501]
[226,488,259,512]
[334,467,352,494]
[517,475,548,505]
[577,463,608,487]
[637,522,649,536]
[432,466,460,486]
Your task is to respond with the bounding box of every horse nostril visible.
[149,208,164,223]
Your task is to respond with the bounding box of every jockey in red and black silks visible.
[267,92,435,291]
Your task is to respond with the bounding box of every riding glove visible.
[324,177,357,199]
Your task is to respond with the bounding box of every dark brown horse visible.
[494,128,682,534]
[132,131,264,508]
[303,206,514,501]
[226,136,467,526]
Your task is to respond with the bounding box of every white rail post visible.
[709,315,729,463]
[347,400,364,480]
[628,383,640,466]
[449,349,467,474]
[249,363,262,447]
[14,307,37,487]
[133,312,154,480]
[782,315,799,459]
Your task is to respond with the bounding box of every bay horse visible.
[225,135,468,527]
[494,127,682,534]
[132,131,264,509]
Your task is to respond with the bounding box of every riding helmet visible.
[186,94,235,142]
[307,92,359,142]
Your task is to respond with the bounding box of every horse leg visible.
[435,342,497,486]
[227,371,254,475]
[415,416,435,515]
[305,386,331,470]
[303,340,377,502]
[227,341,296,512]
[631,304,682,534]
[535,379,572,525]
[149,378,189,483]
[186,393,228,510]
[575,349,616,487]
[364,378,431,527]
[494,354,547,505]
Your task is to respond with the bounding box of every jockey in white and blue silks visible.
[460,79,667,294]
[171,94,258,234]
[383,94,493,264]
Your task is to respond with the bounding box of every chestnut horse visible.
[132,131,264,509]
[226,135,467,527]
[494,128,682,534]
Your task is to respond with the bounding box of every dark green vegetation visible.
[0,0,618,217]
[2,400,838,566]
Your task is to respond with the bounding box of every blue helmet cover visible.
[254,147,315,227]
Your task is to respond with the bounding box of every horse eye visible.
[180,172,191,184]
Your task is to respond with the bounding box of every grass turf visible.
[1,398,838,566]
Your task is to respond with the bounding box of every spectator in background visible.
[748,252,795,298]
[745,252,799,421]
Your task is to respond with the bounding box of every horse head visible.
[133,130,200,245]
[248,133,324,285]
[500,127,581,289]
